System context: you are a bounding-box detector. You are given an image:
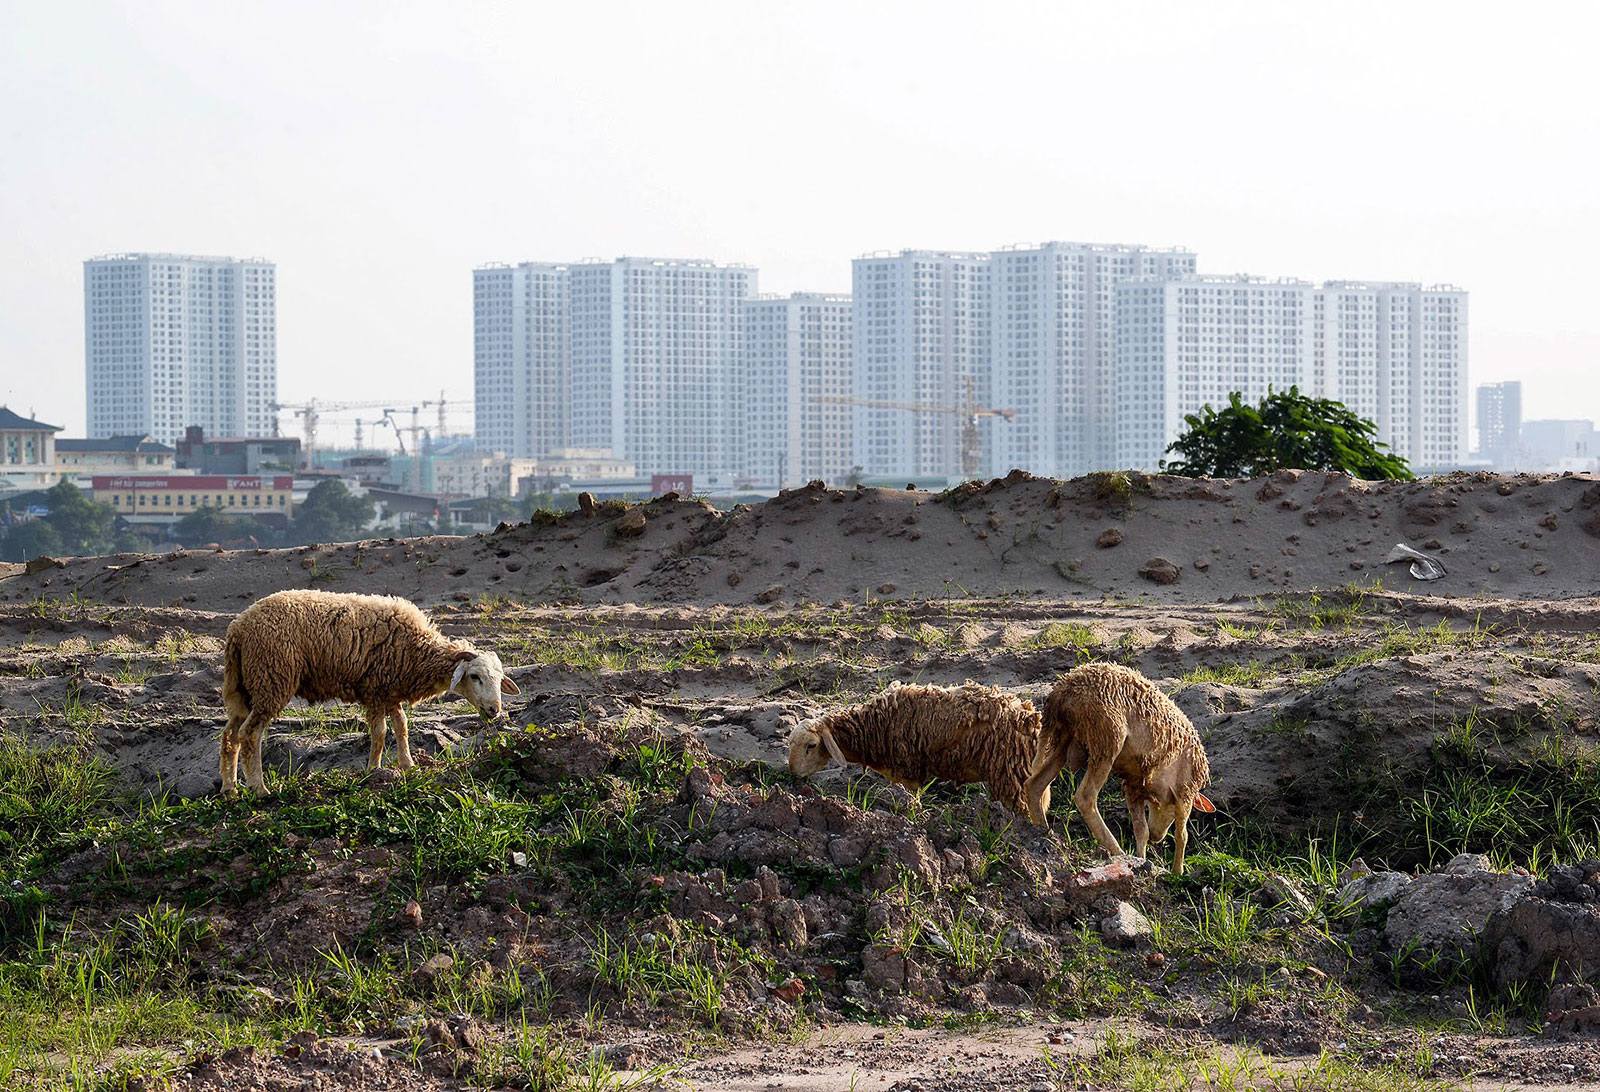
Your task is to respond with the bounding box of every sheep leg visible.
[1023,742,1067,826]
[219,712,246,797]
[1172,798,1195,875]
[1074,753,1125,859]
[390,705,415,770]
[365,707,388,768]
[239,708,278,796]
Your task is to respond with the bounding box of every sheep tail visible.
[223,634,250,711]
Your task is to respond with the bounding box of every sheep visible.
[218,589,521,797]
[787,681,1043,815]
[1024,662,1214,874]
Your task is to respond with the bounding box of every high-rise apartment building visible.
[1115,275,1468,472]
[988,243,1196,478]
[473,263,570,458]
[851,251,990,479]
[1476,381,1521,467]
[743,293,853,487]
[566,258,756,481]
[84,254,276,445]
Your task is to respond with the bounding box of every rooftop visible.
[57,435,174,454]
[0,406,62,432]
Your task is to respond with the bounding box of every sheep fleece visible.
[816,682,1041,811]
[224,589,471,712]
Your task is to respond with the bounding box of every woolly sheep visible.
[1024,662,1214,874]
[219,589,521,796]
[787,681,1043,815]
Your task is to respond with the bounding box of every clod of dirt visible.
[1138,557,1180,585]
[1096,528,1124,548]
[614,508,647,537]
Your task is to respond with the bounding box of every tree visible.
[1162,387,1413,481]
[291,480,376,545]
[0,520,63,562]
[40,481,116,554]
[174,505,255,547]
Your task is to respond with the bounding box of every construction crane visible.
[814,378,1017,480]
[270,399,396,467]
[381,407,425,493]
[421,390,474,438]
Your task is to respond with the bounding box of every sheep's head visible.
[451,649,520,720]
[1142,792,1217,845]
[787,719,845,776]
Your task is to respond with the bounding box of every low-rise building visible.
[175,426,301,474]
[56,435,182,479]
[92,473,294,526]
[0,407,62,492]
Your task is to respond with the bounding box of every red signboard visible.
[93,475,292,491]
[651,473,693,496]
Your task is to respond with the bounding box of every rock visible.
[1385,855,1533,962]
[755,584,783,604]
[725,571,741,587]
[1099,901,1152,948]
[1138,557,1180,585]
[1256,872,1318,921]
[1337,870,1411,911]
[876,582,896,595]
[614,508,646,537]
[1484,897,1600,994]
[1193,558,1209,571]
[578,491,596,515]
[772,977,805,1003]
[399,899,424,929]
[412,952,455,987]
[24,555,63,575]
[1067,859,1138,904]
[1096,528,1124,549]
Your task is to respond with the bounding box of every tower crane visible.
[814,378,1017,480]
[270,399,396,467]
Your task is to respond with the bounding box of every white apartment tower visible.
[85,253,276,444]
[1115,276,1468,472]
[988,242,1196,478]
[744,293,853,487]
[851,251,990,479]
[473,263,570,458]
[568,258,756,481]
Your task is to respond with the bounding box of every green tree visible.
[1162,387,1413,480]
[291,480,376,545]
[40,481,116,554]
[173,505,256,547]
[0,520,63,562]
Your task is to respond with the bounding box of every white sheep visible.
[219,589,520,796]
[1024,662,1214,874]
[787,681,1043,816]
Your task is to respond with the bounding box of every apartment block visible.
[473,262,570,459]
[84,254,276,445]
[743,293,852,486]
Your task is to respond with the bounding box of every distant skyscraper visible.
[84,254,276,445]
[568,258,756,481]
[473,263,570,458]
[851,251,991,479]
[988,242,1195,478]
[1476,381,1521,467]
[743,293,853,487]
[1115,275,1468,472]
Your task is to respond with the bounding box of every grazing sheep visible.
[219,589,520,796]
[1025,662,1214,874]
[787,681,1043,815]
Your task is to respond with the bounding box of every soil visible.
[2,469,1599,1090]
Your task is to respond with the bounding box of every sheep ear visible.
[451,661,468,692]
[819,728,847,766]
[500,676,521,696]
[1192,793,1216,813]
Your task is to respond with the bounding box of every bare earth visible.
[3,469,1599,1090]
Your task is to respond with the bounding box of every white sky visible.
[3,1,1598,446]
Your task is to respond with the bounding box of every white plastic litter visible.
[1384,543,1446,581]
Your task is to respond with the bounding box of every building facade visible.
[988,243,1196,478]
[0,407,61,492]
[92,473,293,525]
[85,254,277,445]
[56,435,180,480]
[744,293,853,487]
[568,257,756,482]
[174,426,300,475]
[851,251,990,479]
[473,262,570,459]
[1115,276,1467,472]
[1476,381,1522,468]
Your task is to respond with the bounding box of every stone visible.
[1096,528,1124,549]
[1484,897,1600,993]
[755,584,783,604]
[614,508,646,537]
[1099,901,1152,948]
[1138,557,1180,585]
[1067,859,1138,904]
[412,952,455,987]
[1336,870,1411,911]
[1256,872,1318,921]
[577,491,596,515]
[1385,856,1533,962]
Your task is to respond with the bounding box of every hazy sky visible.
[3,1,1597,446]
